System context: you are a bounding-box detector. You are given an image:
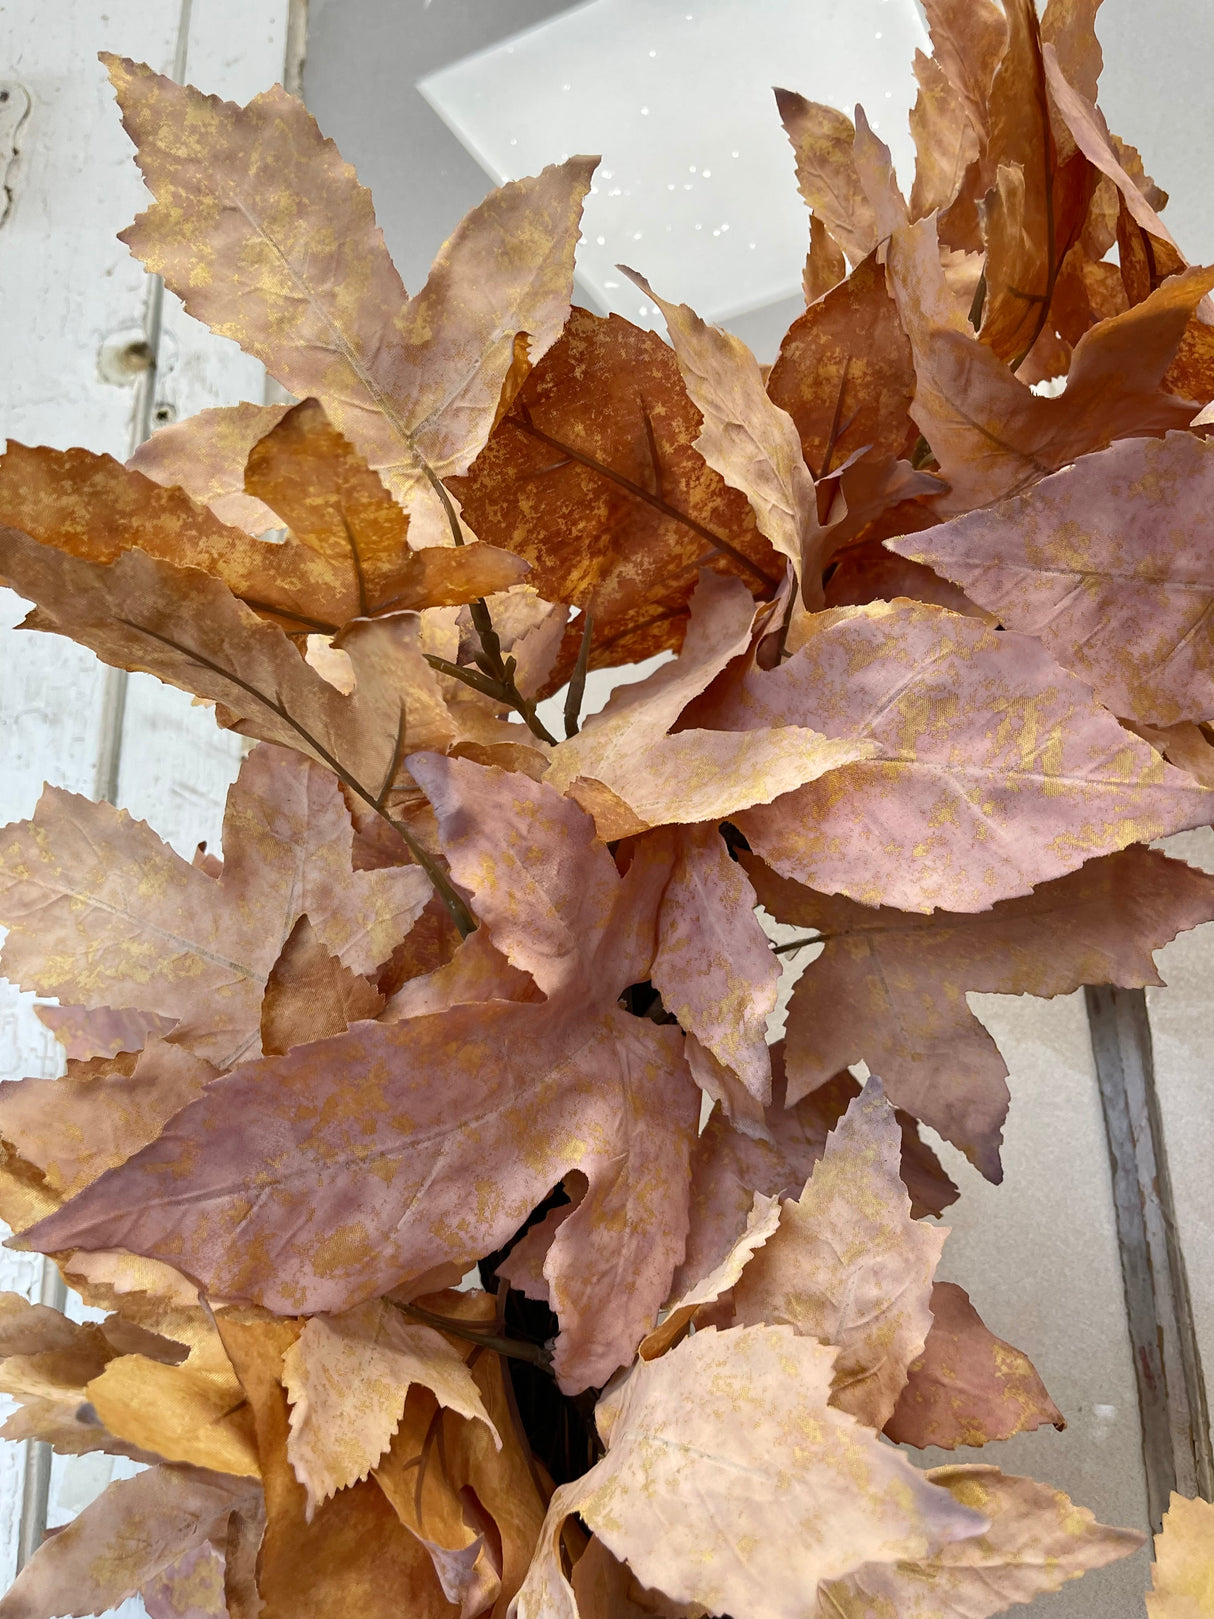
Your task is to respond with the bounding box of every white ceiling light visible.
[420,0,928,328]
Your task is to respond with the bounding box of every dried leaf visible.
[886,1282,1064,1449]
[893,431,1214,726]
[918,0,1008,151]
[260,916,385,1055]
[0,1465,255,1619]
[707,599,1214,913]
[1147,1493,1214,1617]
[804,213,847,304]
[730,1079,945,1429]
[774,92,877,267]
[141,1537,228,1619]
[886,214,1214,514]
[217,1316,454,1619]
[546,571,873,835]
[86,1353,261,1477]
[819,1464,1144,1616]
[646,824,778,1115]
[0,744,428,1067]
[639,1192,780,1360]
[104,54,595,547]
[515,1325,986,1619]
[745,844,1214,1176]
[626,271,821,590]
[282,1298,498,1516]
[908,50,979,220]
[128,401,289,534]
[449,307,780,674]
[767,253,916,481]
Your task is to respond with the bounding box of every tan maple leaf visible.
[1147,1493,1214,1617]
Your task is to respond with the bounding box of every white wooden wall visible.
[0,0,295,1601]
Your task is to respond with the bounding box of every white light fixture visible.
[420,0,928,328]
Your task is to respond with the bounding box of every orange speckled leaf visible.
[1040,0,1106,105]
[893,432,1214,726]
[886,215,1214,514]
[767,253,916,482]
[646,824,778,1114]
[818,1464,1143,1616]
[731,1079,946,1429]
[128,401,289,534]
[515,1325,986,1619]
[0,1465,255,1619]
[918,0,1007,150]
[447,307,780,677]
[745,844,1214,1176]
[803,213,847,304]
[1147,1493,1214,1618]
[105,54,593,547]
[710,600,1214,913]
[774,91,877,267]
[0,525,458,804]
[625,271,821,590]
[0,745,428,1067]
[282,1299,498,1517]
[886,1282,1064,1450]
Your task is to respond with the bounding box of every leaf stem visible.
[564,613,594,738]
[391,1297,554,1372]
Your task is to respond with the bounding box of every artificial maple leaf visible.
[673,1063,957,1297]
[638,1192,780,1360]
[774,92,877,268]
[217,1316,455,1619]
[127,400,290,534]
[1147,1493,1214,1617]
[977,0,1096,368]
[31,1003,176,1063]
[20,760,701,1393]
[918,0,1007,156]
[625,271,822,593]
[545,571,874,838]
[281,1298,499,1518]
[885,1281,1064,1450]
[818,1464,1143,1616]
[700,599,1214,913]
[729,1079,945,1430]
[141,1538,228,1619]
[908,48,979,221]
[260,917,385,1055]
[86,1352,261,1478]
[885,213,1214,514]
[0,525,459,816]
[744,843,1214,1176]
[448,307,781,675]
[0,1464,256,1619]
[893,431,1214,727]
[515,1325,986,1619]
[0,1040,215,1200]
[767,253,916,482]
[823,541,992,620]
[0,744,428,1067]
[103,56,594,550]
[644,823,779,1120]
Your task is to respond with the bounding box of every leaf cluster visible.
[1,3,1213,1613]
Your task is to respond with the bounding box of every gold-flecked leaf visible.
[885,1282,1064,1450]
[128,401,289,534]
[638,1192,780,1360]
[104,54,594,546]
[774,91,877,267]
[281,1298,498,1517]
[1147,1493,1214,1617]
[515,1325,986,1619]
[819,1465,1143,1616]
[86,1353,260,1478]
[730,1079,946,1429]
